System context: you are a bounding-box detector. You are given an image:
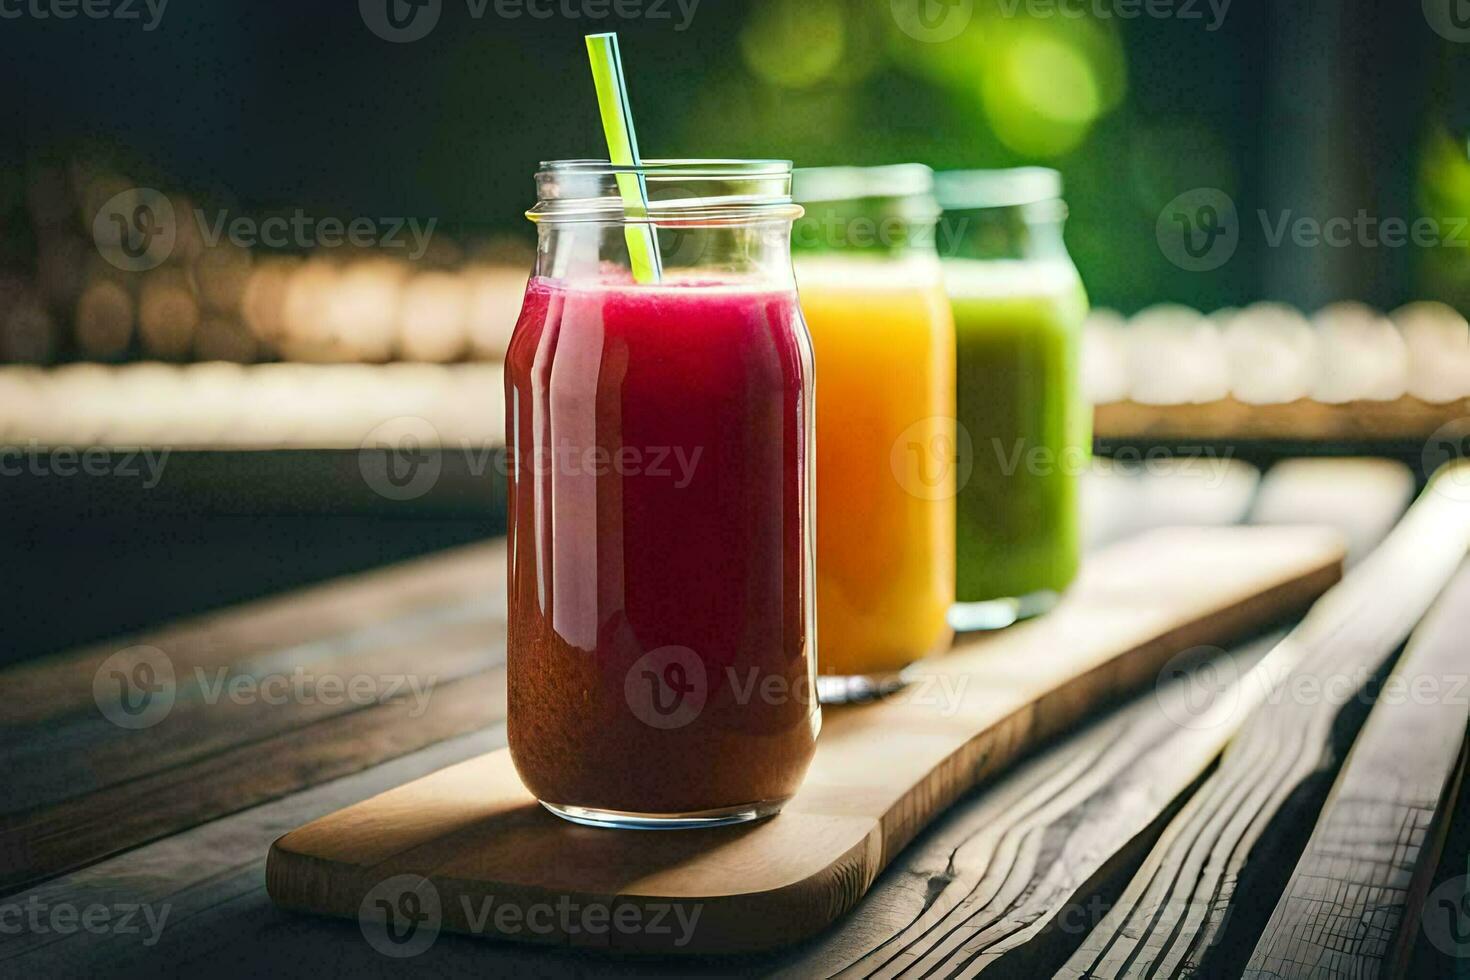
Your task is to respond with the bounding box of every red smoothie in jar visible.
[505,274,819,826]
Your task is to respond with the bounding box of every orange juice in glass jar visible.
[793,165,956,700]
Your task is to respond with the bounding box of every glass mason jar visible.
[935,168,1091,631]
[791,165,956,700]
[505,160,820,829]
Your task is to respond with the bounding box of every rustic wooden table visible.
[4,458,1469,979]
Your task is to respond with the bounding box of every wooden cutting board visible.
[266,525,1345,955]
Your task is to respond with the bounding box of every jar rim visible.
[935,167,1063,211]
[539,158,794,177]
[530,158,803,224]
[793,164,936,205]
[793,164,941,229]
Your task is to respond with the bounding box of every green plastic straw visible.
[585,32,663,284]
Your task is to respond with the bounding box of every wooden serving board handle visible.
[266,525,1345,955]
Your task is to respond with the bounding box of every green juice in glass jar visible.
[937,169,1090,630]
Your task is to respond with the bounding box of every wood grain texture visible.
[0,362,506,450]
[266,525,1345,955]
[775,459,1416,978]
[782,632,1284,980]
[0,539,504,728]
[0,540,508,895]
[1244,562,1470,978]
[0,462,1267,906]
[1083,458,1259,550]
[0,668,507,897]
[1058,465,1470,979]
[1247,457,1416,565]
[0,729,512,973]
[1095,397,1470,443]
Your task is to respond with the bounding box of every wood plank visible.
[0,728,686,979]
[0,538,505,728]
[0,463,1277,975]
[1248,457,1416,564]
[783,632,1283,979]
[0,461,1394,978]
[1096,396,1470,443]
[265,525,1344,955]
[775,458,1416,977]
[1083,457,1259,550]
[0,728,513,971]
[1057,463,1470,979]
[2,613,500,812]
[0,462,1256,901]
[0,667,508,897]
[0,665,508,897]
[0,362,506,450]
[1245,563,1470,977]
[0,540,509,893]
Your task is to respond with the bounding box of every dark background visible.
[2,0,1466,662]
[1,0,1461,312]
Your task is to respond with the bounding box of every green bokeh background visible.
[3,0,1469,315]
